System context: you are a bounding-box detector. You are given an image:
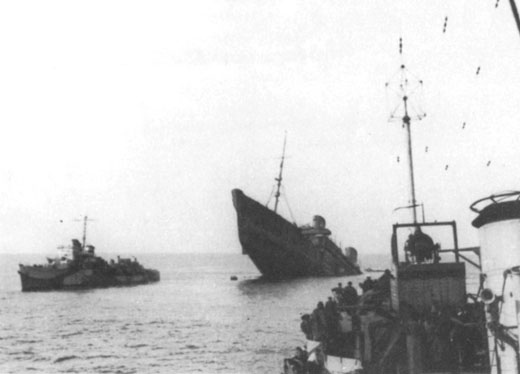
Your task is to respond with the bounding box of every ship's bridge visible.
[390,221,481,313]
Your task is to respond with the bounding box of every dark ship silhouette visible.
[232,136,361,278]
[18,217,160,292]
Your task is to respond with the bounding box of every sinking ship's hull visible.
[18,265,160,292]
[232,189,361,278]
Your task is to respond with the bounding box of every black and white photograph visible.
[1,1,520,373]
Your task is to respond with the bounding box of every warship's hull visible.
[232,189,361,278]
[18,264,160,292]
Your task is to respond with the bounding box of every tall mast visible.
[403,96,418,223]
[386,38,426,224]
[82,215,88,249]
[273,133,287,214]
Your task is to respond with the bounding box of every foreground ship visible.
[280,71,490,371]
[282,192,520,374]
[18,217,160,292]
[280,30,520,372]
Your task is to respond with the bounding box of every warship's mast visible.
[387,38,426,224]
[273,133,287,214]
[82,216,88,249]
[75,215,94,249]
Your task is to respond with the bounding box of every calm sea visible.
[0,252,393,374]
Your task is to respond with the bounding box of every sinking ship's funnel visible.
[471,192,520,374]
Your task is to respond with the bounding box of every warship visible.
[18,217,160,292]
[232,137,361,279]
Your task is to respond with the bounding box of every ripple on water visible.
[125,343,148,349]
[53,355,79,363]
[15,339,43,344]
[183,344,202,350]
[1,253,378,374]
[86,354,118,360]
[60,331,83,338]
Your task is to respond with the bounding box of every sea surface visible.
[1,252,478,374]
[0,252,390,374]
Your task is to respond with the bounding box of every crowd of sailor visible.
[298,274,392,344]
[284,270,488,374]
[285,274,391,374]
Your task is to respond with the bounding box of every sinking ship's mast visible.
[387,39,426,224]
[273,133,287,214]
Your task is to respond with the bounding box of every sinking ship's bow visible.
[232,189,360,278]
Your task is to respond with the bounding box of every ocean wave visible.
[60,331,83,338]
[61,368,80,373]
[15,339,42,344]
[125,343,147,349]
[182,344,203,350]
[92,364,138,374]
[86,354,118,359]
[0,252,348,374]
[53,355,79,363]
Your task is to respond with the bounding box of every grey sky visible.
[0,1,519,256]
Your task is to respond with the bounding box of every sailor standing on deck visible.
[343,281,358,305]
[300,314,312,340]
[324,297,338,334]
[332,283,344,304]
[311,302,327,341]
[359,276,374,294]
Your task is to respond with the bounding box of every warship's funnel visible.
[472,192,520,374]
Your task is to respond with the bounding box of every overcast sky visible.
[0,1,519,257]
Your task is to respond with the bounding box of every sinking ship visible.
[232,137,361,279]
[18,217,160,292]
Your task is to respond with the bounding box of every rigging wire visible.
[509,0,520,38]
[386,63,426,123]
[281,185,297,225]
[266,185,276,207]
